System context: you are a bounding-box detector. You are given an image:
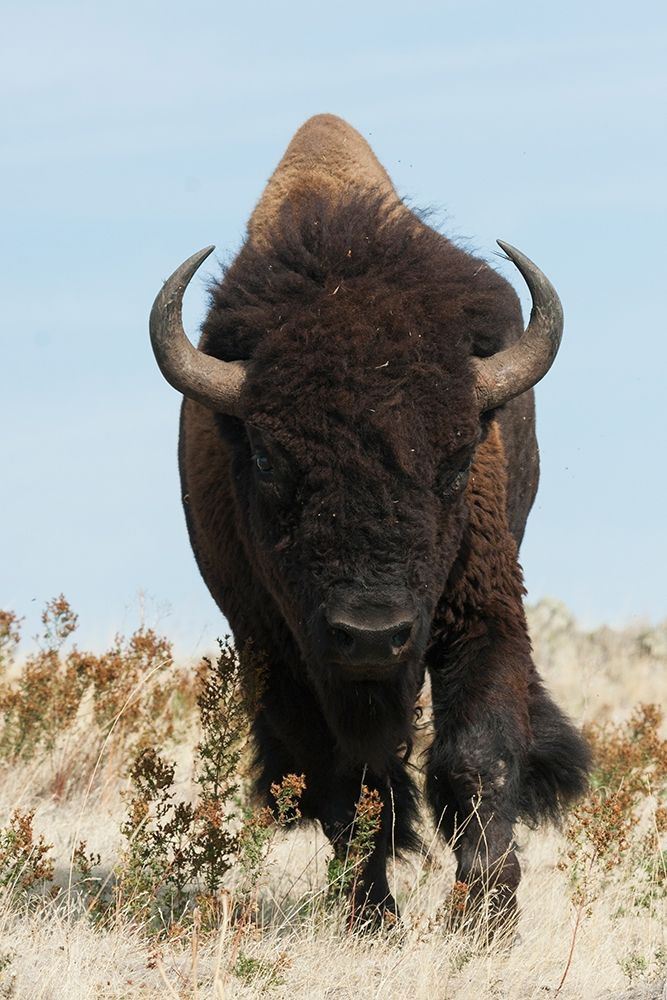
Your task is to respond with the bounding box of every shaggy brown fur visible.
[177,115,589,925]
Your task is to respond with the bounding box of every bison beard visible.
[150,114,591,931]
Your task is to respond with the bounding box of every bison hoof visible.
[445,880,519,944]
[350,891,400,934]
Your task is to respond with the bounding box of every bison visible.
[149,114,589,928]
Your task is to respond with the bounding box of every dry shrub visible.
[326,785,383,908]
[586,703,667,801]
[0,597,197,793]
[114,640,304,935]
[0,612,21,673]
[0,626,306,941]
[565,705,667,888]
[556,704,667,991]
[0,809,54,898]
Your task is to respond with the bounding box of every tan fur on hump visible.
[248,114,406,246]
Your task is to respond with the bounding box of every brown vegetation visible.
[0,596,664,998]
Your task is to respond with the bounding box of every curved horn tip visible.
[197,244,216,259]
[177,245,216,279]
[495,239,562,314]
[496,239,524,264]
[151,246,217,322]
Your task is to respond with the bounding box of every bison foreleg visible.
[319,767,411,926]
[252,689,418,927]
[426,709,523,935]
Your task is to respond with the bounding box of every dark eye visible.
[254,449,273,476]
[438,462,471,496]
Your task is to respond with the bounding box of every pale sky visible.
[2,0,665,653]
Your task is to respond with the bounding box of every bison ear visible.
[472,241,564,412]
[149,247,250,416]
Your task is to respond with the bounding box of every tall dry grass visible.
[0,597,664,1000]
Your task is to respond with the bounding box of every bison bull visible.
[150,114,589,927]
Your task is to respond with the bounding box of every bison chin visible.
[288,589,432,770]
[309,659,425,773]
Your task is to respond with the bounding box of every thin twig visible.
[555,853,596,994]
[555,901,584,995]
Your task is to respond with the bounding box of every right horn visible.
[149,246,249,416]
[472,240,564,412]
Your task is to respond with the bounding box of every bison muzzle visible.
[149,114,590,930]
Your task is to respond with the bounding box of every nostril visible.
[391,625,413,651]
[331,626,355,651]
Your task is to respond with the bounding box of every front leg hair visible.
[425,621,534,930]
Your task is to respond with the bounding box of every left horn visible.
[149,246,249,416]
[472,241,564,412]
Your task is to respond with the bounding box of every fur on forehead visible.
[202,189,511,461]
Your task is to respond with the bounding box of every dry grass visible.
[0,598,665,1000]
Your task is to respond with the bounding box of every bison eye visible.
[254,449,273,477]
[438,462,471,497]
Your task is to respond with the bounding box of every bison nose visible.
[324,605,418,668]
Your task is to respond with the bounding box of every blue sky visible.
[2,0,665,653]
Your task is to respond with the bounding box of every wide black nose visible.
[323,601,418,670]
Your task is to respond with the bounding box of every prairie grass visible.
[0,597,664,999]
